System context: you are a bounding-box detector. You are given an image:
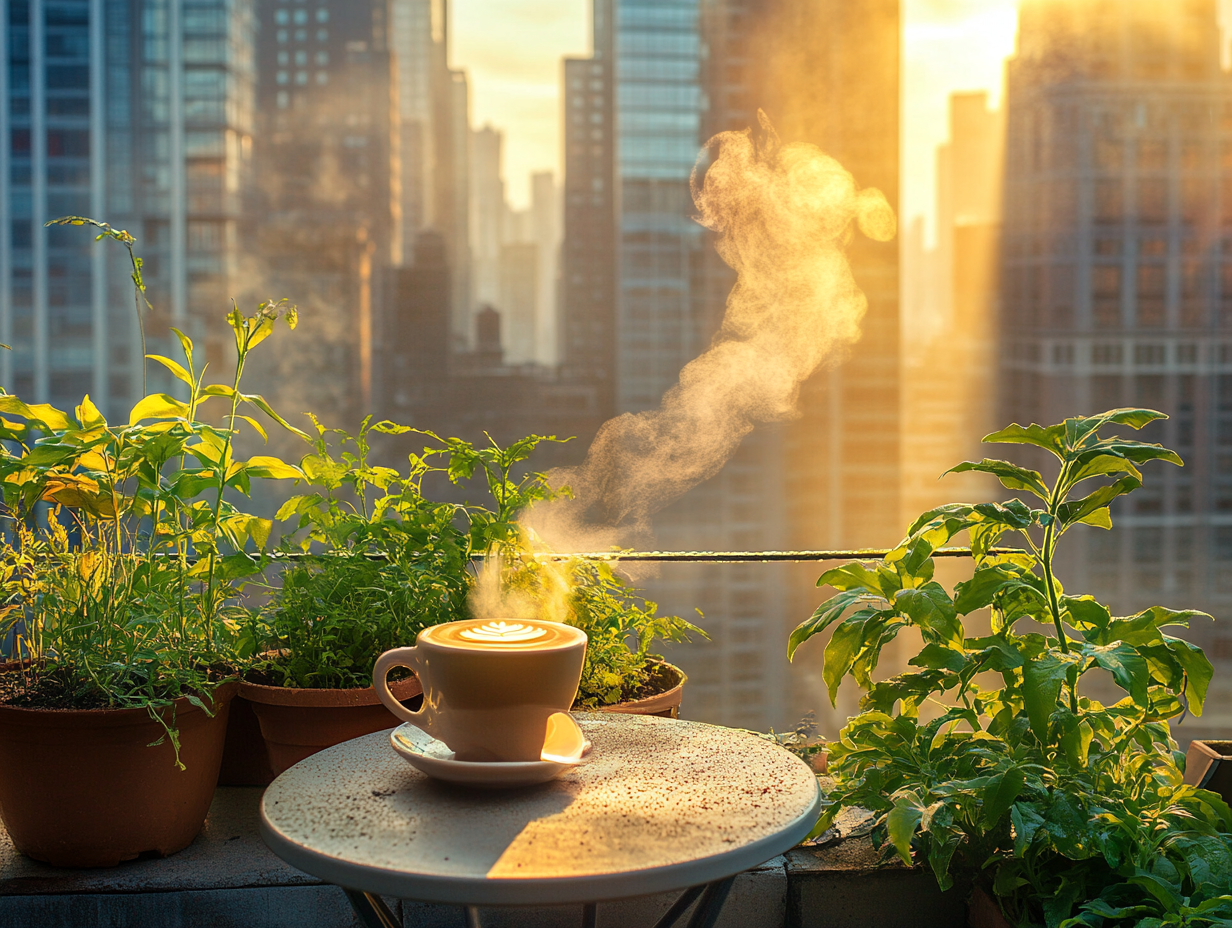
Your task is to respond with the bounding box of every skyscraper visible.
[250,0,400,424]
[1002,0,1232,742]
[1,0,256,417]
[560,9,616,415]
[902,91,1003,523]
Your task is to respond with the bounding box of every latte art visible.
[459,621,547,644]
[420,618,586,651]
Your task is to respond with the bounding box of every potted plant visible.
[0,291,303,866]
[426,432,705,716]
[789,409,1232,927]
[236,417,471,777]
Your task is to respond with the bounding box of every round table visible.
[260,713,820,928]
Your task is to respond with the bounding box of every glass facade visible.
[614,0,703,412]
[0,0,254,416]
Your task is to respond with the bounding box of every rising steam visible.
[523,111,895,559]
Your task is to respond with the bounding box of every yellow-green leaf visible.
[129,393,191,425]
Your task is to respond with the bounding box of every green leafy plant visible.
[790,409,1232,928]
[0,297,303,763]
[245,417,471,689]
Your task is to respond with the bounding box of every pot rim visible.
[239,674,421,707]
[597,659,686,714]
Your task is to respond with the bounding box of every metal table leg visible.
[348,876,737,928]
[650,876,737,928]
[344,888,401,928]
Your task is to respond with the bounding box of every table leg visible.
[343,888,401,928]
[684,877,735,928]
[466,905,483,928]
[581,901,597,928]
[651,884,706,928]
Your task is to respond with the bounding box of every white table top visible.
[259,713,821,905]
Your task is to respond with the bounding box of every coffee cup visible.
[374,619,588,763]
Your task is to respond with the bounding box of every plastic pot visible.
[0,683,236,868]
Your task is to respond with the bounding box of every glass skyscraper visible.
[1,0,255,416]
[613,0,703,412]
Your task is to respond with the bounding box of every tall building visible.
[1002,0,1232,742]
[388,0,440,252]
[1,0,256,417]
[469,124,503,311]
[902,92,1003,523]
[498,241,537,364]
[529,170,560,365]
[560,19,616,414]
[250,0,400,425]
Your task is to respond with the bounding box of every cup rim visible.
[416,618,588,653]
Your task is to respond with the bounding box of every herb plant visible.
[246,417,471,689]
[0,290,303,762]
[791,409,1232,928]
[426,431,706,707]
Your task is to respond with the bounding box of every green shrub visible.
[791,409,1232,928]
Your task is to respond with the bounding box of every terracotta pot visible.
[0,683,236,868]
[598,661,687,719]
[217,694,276,787]
[241,675,423,776]
[968,886,1012,928]
[1184,739,1232,804]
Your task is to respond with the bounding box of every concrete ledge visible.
[786,844,968,928]
[0,788,968,928]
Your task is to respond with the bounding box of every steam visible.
[523,112,895,556]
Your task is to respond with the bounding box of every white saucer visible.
[389,723,590,789]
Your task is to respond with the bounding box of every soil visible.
[618,660,681,703]
[0,664,235,711]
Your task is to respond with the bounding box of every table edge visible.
[259,778,821,906]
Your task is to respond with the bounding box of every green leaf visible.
[982,768,1026,826]
[946,458,1050,500]
[817,562,884,595]
[1163,634,1214,717]
[1021,651,1073,742]
[146,354,193,387]
[886,794,924,867]
[1083,642,1149,706]
[240,392,309,439]
[823,612,871,704]
[895,583,962,647]
[983,422,1066,458]
[789,589,865,661]
[908,642,967,673]
[129,393,191,424]
[1056,475,1142,529]
[74,394,106,429]
[242,455,303,481]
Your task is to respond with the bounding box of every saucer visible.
[389,722,591,789]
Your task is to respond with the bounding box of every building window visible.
[316,8,329,22]
[276,70,288,84]
[295,71,308,85]
[316,71,328,85]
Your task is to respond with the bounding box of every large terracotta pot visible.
[241,675,423,776]
[598,660,686,718]
[0,683,236,868]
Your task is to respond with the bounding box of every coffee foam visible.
[420,619,586,651]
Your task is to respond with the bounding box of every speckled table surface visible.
[259,713,821,906]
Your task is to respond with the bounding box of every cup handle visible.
[374,647,429,728]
